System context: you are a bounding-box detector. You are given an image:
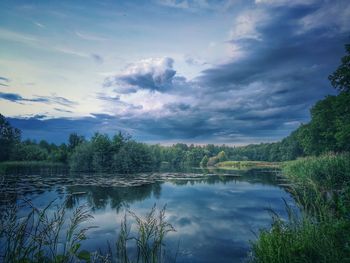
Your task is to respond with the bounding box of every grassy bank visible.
[250,153,350,262]
[0,161,67,174]
[216,160,279,170]
[282,153,350,190]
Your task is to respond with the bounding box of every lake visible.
[0,168,296,262]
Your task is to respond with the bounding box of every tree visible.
[217,151,227,162]
[91,133,112,172]
[69,142,93,172]
[329,44,350,93]
[200,155,209,167]
[0,114,21,161]
[68,133,85,151]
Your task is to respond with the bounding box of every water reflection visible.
[0,168,294,262]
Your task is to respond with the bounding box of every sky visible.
[0,0,349,145]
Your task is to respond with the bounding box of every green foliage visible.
[204,151,227,167]
[0,114,21,162]
[217,151,227,162]
[296,92,350,155]
[0,200,95,263]
[112,141,155,174]
[0,161,67,174]
[69,133,157,173]
[200,155,209,167]
[251,153,350,263]
[216,160,278,170]
[0,199,174,263]
[250,206,350,263]
[117,205,175,263]
[91,133,112,172]
[10,143,49,161]
[329,44,350,92]
[207,155,219,167]
[68,133,85,151]
[282,153,350,190]
[69,142,94,172]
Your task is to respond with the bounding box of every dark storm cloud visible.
[199,5,345,98]
[164,102,191,112]
[7,115,127,143]
[0,92,77,107]
[0,92,46,103]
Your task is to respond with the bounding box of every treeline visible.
[0,88,348,172]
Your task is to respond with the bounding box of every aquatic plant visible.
[0,199,97,263]
[117,205,176,263]
[0,199,175,263]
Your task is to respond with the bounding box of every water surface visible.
[1,168,295,262]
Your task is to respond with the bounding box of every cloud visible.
[0,76,9,87]
[0,92,77,107]
[156,0,238,11]
[103,57,177,93]
[96,92,143,114]
[0,76,9,82]
[33,21,45,28]
[0,92,50,104]
[75,31,107,41]
[229,9,268,41]
[184,55,208,66]
[91,53,104,64]
[255,0,317,6]
[298,1,350,34]
[54,47,89,58]
[54,108,73,113]
[0,28,38,45]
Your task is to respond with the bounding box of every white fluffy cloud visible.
[103,57,177,93]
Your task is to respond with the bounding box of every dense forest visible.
[1,45,349,173]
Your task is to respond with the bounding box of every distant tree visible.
[68,133,85,151]
[207,156,219,167]
[91,133,112,172]
[69,142,93,172]
[329,44,350,92]
[0,114,21,161]
[217,151,227,162]
[200,155,209,167]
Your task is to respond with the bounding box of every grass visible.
[216,160,279,170]
[282,152,350,190]
[0,161,67,174]
[0,199,97,263]
[0,198,175,263]
[250,152,350,263]
[117,205,176,263]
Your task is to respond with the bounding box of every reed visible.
[250,153,350,262]
[0,198,97,262]
[117,205,176,263]
[0,200,175,263]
